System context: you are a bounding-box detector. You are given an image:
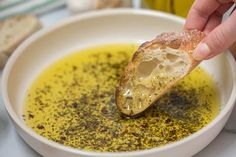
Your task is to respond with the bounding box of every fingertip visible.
[192,43,212,60]
[183,23,191,30]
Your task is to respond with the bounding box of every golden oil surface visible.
[24,44,219,152]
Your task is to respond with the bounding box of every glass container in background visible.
[143,0,194,17]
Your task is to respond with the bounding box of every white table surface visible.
[1,7,236,157]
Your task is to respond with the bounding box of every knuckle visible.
[207,29,228,52]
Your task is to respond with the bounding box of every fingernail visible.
[192,43,212,60]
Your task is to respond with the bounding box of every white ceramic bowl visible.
[2,9,236,157]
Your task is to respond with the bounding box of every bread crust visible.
[116,30,205,116]
[0,15,42,69]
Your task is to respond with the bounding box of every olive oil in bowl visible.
[24,44,219,152]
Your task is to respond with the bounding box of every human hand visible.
[185,0,236,60]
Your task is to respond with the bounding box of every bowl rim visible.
[2,9,236,156]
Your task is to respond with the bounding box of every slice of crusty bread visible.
[116,30,205,116]
[0,15,42,69]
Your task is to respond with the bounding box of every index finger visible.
[184,0,230,30]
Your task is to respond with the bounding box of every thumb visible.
[193,10,236,60]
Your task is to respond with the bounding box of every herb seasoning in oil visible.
[24,44,219,152]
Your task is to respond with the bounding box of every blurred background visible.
[0,0,194,20]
